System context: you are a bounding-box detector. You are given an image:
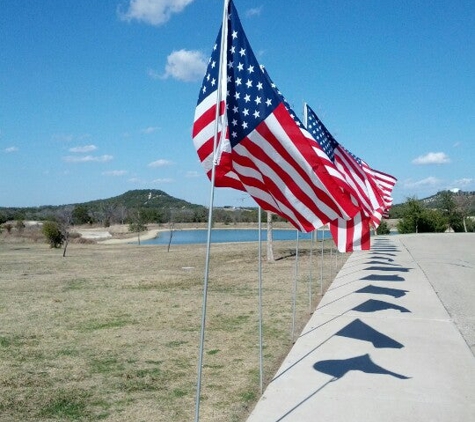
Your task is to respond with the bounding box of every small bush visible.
[376,220,391,235]
[42,221,64,248]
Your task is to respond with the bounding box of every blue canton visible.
[198,2,282,147]
[305,105,339,162]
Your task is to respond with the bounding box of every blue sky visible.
[1,0,474,208]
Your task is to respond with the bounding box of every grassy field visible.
[0,229,347,421]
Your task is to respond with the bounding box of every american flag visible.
[305,104,397,251]
[363,166,397,217]
[192,0,358,232]
[305,104,386,224]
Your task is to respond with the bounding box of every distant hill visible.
[80,189,203,211]
[389,190,475,218]
[0,190,208,224]
[0,189,258,225]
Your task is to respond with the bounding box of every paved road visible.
[246,233,475,422]
[398,234,475,355]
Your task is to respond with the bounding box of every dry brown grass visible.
[0,229,347,421]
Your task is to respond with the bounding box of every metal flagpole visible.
[335,247,339,273]
[302,103,313,315]
[194,1,229,421]
[291,230,299,343]
[320,227,324,296]
[330,242,333,281]
[308,230,315,314]
[257,207,264,394]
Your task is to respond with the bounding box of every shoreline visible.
[98,228,163,245]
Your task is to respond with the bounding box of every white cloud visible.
[148,159,173,167]
[69,144,97,153]
[63,155,113,163]
[403,177,441,188]
[246,7,262,17]
[453,178,473,187]
[4,146,18,153]
[154,49,207,82]
[141,126,159,134]
[119,0,194,26]
[185,170,201,178]
[412,152,450,165]
[102,170,128,176]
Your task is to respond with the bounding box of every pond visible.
[138,228,333,245]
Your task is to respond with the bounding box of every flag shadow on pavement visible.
[335,318,404,349]
[355,284,409,298]
[364,266,411,272]
[361,274,406,282]
[313,353,410,380]
[352,299,411,313]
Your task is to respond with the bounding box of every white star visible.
[236,77,242,86]
[242,121,248,129]
[232,118,238,126]
[230,46,235,54]
[211,60,216,68]
[253,110,260,118]
[256,82,263,90]
[202,86,207,94]
[243,108,249,116]
[211,78,216,86]
[232,131,237,138]
[244,94,251,103]
[228,60,233,68]
[233,105,239,113]
[246,79,253,88]
[237,62,244,71]
[247,65,254,73]
[234,92,240,100]
[266,98,272,106]
[232,30,238,39]
[239,48,246,56]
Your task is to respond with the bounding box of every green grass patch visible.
[119,367,165,392]
[239,390,257,403]
[212,314,251,331]
[78,314,136,332]
[165,340,188,348]
[38,389,95,420]
[90,357,125,374]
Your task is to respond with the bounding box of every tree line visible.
[396,190,474,233]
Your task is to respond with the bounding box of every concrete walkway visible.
[246,233,475,422]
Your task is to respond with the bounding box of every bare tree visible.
[267,211,274,262]
[56,206,74,257]
[454,194,475,232]
[113,204,128,225]
[167,208,175,252]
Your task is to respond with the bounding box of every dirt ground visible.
[0,226,347,421]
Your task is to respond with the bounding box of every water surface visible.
[140,228,332,245]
